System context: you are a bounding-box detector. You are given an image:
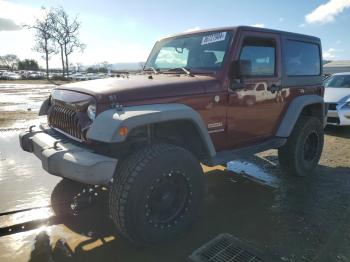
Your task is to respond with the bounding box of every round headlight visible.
[87,104,96,120]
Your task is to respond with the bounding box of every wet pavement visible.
[1,84,350,262]
[0,84,51,129]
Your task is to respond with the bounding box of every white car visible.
[86,73,99,80]
[3,72,21,80]
[324,72,350,126]
[71,73,87,81]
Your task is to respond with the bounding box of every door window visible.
[239,38,276,77]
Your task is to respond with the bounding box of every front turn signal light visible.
[119,127,128,136]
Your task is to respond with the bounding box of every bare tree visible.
[48,9,66,76]
[64,37,86,76]
[26,9,57,79]
[0,54,19,70]
[50,7,85,77]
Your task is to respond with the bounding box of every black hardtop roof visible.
[163,26,320,42]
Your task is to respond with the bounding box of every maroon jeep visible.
[20,26,325,245]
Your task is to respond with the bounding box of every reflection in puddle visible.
[0,230,38,260]
[0,131,60,215]
[227,160,280,188]
[0,206,52,226]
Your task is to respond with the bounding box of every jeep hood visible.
[56,74,221,104]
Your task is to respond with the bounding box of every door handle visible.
[267,84,282,93]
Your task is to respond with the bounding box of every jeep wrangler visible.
[19,26,325,245]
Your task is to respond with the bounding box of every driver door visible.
[226,31,285,148]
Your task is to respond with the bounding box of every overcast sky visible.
[1,0,350,67]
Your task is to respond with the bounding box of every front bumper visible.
[326,105,350,126]
[19,126,118,185]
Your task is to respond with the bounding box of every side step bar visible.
[205,137,287,166]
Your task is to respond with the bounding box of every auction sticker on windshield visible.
[201,32,226,45]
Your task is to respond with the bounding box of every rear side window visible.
[285,40,320,76]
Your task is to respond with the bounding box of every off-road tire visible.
[278,116,324,176]
[109,143,204,245]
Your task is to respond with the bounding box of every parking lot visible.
[0,84,350,262]
[0,69,112,82]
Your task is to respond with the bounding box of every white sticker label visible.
[201,32,227,45]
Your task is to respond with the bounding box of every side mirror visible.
[230,60,252,90]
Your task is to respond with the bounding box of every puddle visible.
[0,224,94,262]
[0,84,52,112]
[0,206,53,228]
[0,131,60,213]
[227,160,280,188]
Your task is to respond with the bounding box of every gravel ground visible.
[0,84,349,262]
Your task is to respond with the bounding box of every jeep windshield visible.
[144,31,233,73]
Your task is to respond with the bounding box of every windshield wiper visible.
[143,67,159,74]
[165,67,194,77]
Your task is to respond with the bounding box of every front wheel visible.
[278,116,324,176]
[109,143,204,245]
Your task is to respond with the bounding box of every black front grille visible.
[328,103,338,110]
[48,105,85,140]
[327,117,340,124]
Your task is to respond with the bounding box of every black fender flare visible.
[86,103,216,158]
[276,95,325,138]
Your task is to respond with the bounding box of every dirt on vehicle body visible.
[19,26,325,245]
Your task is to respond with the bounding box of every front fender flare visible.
[86,103,216,158]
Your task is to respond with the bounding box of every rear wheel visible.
[278,116,324,176]
[109,143,204,245]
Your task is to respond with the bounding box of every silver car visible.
[324,72,350,126]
